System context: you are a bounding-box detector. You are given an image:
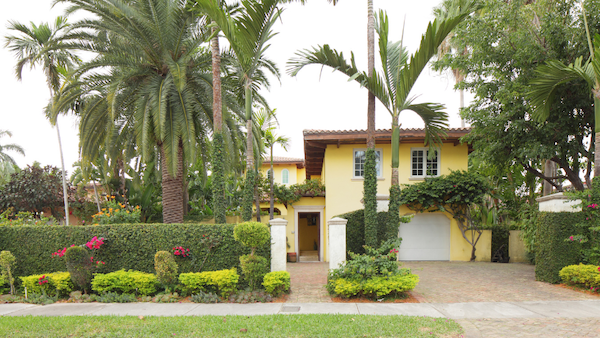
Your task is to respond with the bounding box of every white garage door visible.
[398,213,450,261]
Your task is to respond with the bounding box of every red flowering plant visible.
[172,246,191,258]
[566,177,600,265]
[52,236,107,267]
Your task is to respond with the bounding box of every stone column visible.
[328,217,348,270]
[269,218,288,272]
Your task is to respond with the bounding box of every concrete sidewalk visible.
[1,300,600,319]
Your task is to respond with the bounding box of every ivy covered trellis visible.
[398,170,491,261]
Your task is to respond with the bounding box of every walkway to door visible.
[285,262,331,303]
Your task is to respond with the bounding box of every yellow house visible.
[259,128,490,263]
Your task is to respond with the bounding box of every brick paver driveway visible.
[403,261,600,338]
[402,261,598,303]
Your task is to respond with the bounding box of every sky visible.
[0,0,472,175]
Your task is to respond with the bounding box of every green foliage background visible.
[0,224,270,284]
[535,212,586,283]
[337,209,401,258]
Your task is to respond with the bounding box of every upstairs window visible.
[411,148,439,177]
[281,169,289,184]
[353,149,382,178]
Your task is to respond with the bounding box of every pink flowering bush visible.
[172,246,190,258]
[567,178,600,265]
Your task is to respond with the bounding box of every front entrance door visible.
[297,212,320,262]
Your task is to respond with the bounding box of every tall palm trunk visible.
[55,115,70,226]
[595,97,600,179]
[391,114,400,186]
[161,143,184,224]
[363,0,378,248]
[211,25,227,224]
[269,145,275,220]
[242,84,255,221]
[366,0,376,149]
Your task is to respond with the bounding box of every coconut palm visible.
[53,0,222,223]
[4,16,78,225]
[194,0,282,221]
[289,2,479,186]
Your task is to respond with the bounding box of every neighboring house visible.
[259,128,488,263]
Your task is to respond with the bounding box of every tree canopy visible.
[435,0,599,191]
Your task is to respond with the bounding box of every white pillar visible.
[269,218,288,272]
[536,193,581,212]
[328,217,348,270]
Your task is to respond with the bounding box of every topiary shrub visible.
[263,271,290,297]
[154,251,178,291]
[91,269,158,296]
[0,251,16,295]
[239,254,269,290]
[65,246,93,293]
[234,222,270,255]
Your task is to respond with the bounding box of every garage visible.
[398,213,451,261]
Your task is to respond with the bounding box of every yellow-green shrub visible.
[92,270,158,296]
[263,271,290,296]
[333,278,362,298]
[154,251,178,288]
[179,268,239,297]
[20,272,73,297]
[559,264,600,291]
[331,274,419,299]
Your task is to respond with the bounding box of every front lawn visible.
[0,314,463,337]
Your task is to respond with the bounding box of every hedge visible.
[336,209,398,257]
[535,212,586,283]
[0,223,270,283]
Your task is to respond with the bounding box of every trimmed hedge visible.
[535,212,586,283]
[0,223,270,283]
[336,209,398,257]
[559,264,600,291]
[92,270,158,296]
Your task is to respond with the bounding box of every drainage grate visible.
[280,306,301,313]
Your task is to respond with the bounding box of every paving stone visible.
[357,303,446,317]
[5,303,108,316]
[431,302,542,319]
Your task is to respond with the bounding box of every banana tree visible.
[289,2,479,186]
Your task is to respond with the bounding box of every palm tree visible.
[528,32,600,179]
[0,130,25,168]
[4,16,79,225]
[289,1,479,232]
[254,109,290,220]
[0,130,25,185]
[54,0,220,223]
[194,0,282,221]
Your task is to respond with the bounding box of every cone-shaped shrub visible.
[65,246,93,292]
[155,250,178,289]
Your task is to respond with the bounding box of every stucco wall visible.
[509,230,529,263]
[323,142,469,219]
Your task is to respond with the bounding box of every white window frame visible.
[281,168,290,184]
[353,148,383,179]
[411,147,441,178]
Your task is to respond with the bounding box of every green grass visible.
[0,314,463,337]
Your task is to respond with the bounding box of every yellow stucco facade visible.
[257,131,487,262]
